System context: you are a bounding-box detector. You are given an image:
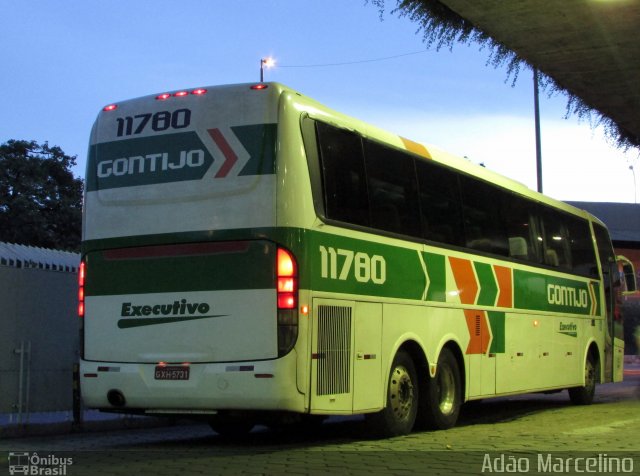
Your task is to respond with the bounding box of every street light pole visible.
[260,58,274,82]
[630,165,637,203]
[533,68,543,194]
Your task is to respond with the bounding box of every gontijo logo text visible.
[97,149,205,178]
[547,284,588,308]
[86,131,214,191]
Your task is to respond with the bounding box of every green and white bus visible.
[79,82,624,437]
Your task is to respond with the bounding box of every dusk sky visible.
[3,0,638,203]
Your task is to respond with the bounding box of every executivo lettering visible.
[558,321,578,337]
[121,298,210,317]
[117,298,226,329]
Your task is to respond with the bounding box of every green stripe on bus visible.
[513,269,599,316]
[488,311,506,354]
[423,252,446,302]
[85,240,275,296]
[474,262,498,306]
[83,227,602,318]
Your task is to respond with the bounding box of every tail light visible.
[276,247,298,356]
[277,248,297,309]
[78,261,86,318]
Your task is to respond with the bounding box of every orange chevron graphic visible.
[464,309,491,355]
[493,265,513,308]
[449,257,478,305]
[588,281,598,315]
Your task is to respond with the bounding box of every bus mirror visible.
[616,255,637,292]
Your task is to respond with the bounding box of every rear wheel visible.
[420,347,461,430]
[568,354,597,405]
[365,350,418,438]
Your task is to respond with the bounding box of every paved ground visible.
[1,368,639,475]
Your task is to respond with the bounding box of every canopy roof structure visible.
[403,0,640,148]
[568,201,640,245]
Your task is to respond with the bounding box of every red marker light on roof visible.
[156,93,171,101]
[103,104,117,111]
[250,84,268,90]
[174,91,189,97]
[191,88,207,95]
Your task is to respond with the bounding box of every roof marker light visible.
[250,84,268,90]
[103,104,118,111]
[156,93,171,101]
[174,91,189,97]
[191,88,207,95]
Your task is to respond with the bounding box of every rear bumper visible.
[80,351,305,414]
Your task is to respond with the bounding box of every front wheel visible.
[568,354,597,405]
[420,347,461,430]
[365,350,418,438]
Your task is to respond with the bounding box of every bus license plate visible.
[154,366,190,380]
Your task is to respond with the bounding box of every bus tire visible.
[568,354,597,405]
[365,350,418,438]
[421,347,461,430]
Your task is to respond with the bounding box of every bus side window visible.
[364,139,420,237]
[593,223,623,337]
[315,122,370,227]
[459,175,509,256]
[415,160,464,247]
[565,215,598,278]
[503,195,538,263]
[538,208,571,270]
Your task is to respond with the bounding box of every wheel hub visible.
[389,365,414,421]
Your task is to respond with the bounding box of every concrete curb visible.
[0,416,193,439]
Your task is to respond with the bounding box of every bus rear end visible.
[79,84,304,421]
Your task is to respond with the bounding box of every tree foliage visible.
[0,140,83,251]
[370,0,638,150]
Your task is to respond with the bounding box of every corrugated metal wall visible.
[0,253,79,418]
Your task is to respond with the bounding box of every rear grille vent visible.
[316,305,352,396]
